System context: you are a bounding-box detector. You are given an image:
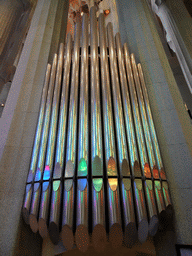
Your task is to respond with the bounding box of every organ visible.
[22,6,172,253]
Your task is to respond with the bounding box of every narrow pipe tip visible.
[109,223,123,249]
[61,225,74,251]
[39,218,48,238]
[92,224,107,252]
[124,222,138,248]
[148,215,159,236]
[29,214,38,233]
[75,224,89,252]
[22,208,29,224]
[49,222,60,245]
[138,219,148,243]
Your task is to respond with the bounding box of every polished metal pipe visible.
[107,22,137,247]
[133,179,148,243]
[137,63,166,180]
[22,63,51,224]
[99,12,123,249]
[123,45,150,179]
[38,43,65,239]
[136,64,172,216]
[90,9,106,252]
[107,23,129,178]
[48,33,72,247]
[75,14,90,253]
[124,44,148,243]
[131,54,159,180]
[28,54,58,233]
[115,33,141,178]
[59,22,81,248]
[130,54,159,236]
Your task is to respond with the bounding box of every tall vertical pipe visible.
[107,22,137,247]
[38,43,65,239]
[28,54,58,233]
[131,54,159,179]
[137,63,166,180]
[115,32,140,246]
[130,54,160,236]
[137,63,172,216]
[50,33,72,248]
[60,22,81,248]
[123,44,148,243]
[75,14,90,253]
[22,63,51,224]
[98,10,123,249]
[90,8,106,252]
[30,47,63,234]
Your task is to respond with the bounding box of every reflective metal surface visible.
[137,63,167,181]
[115,33,139,177]
[131,54,159,180]
[107,22,129,178]
[75,14,90,252]
[60,21,81,248]
[123,44,148,179]
[22,64,51,224]
[99,12,122,248]
[90,9,106,252]
[39,43,65,239]
[28,54,58,233]
[133,179,148,243]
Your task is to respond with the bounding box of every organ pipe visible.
[22,10,173,252]
[38,43,64,240]
[75,13,89,253]
[107,22,137,247]
[22,63,51,225]
[90,8,107,253]
[98,10,123,249]
[123,44,149,243]
[28,54,58,233]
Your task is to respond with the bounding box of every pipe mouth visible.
[29,214,38,233]
[39,218,48,238]
[109,223,123,249]
[49,222,60,245]
[148,215,159,236]
[61,225,74,251]
[22,207,29,224]
[138,219,148,243]
[124,222,138,248]
[92,224,107,252]
[75,224,89,252]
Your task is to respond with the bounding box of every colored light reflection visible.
[78,158,87,176]
[107,157,117,176]
[43,165,50,180]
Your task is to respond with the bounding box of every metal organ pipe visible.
[107,22,137,247]
[28,54,58,233]
[37,43,64,241]
[90,7,106,253]
[137,63,172,217]
[123,44,149,243]
[22,63,51,225]
[58,33,73,251]
[75,13,89,253]
[60,21,81,248]
[115,32,140,247]
[21,11,173,252]
[98,11,123,249]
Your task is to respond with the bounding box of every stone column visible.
[0,0,69,254]
[116,0,192,254]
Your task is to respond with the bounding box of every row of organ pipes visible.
[22,7,172,253]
